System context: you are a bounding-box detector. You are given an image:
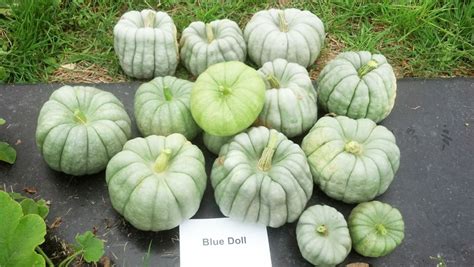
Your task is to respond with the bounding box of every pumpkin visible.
[244,8,325,67]
[180,19,247,76]
[317,51,397,122]
[113,9,179,79]
[301,116,400,203]
[202,132,235,155]
[211,127,313,227]
[190,61,265,136]
[36,86,132,176]
[256,58,317,137]
[348,201,405,257]
[296,205,352,266]
[134,76,200,140]
[106,134,206,231]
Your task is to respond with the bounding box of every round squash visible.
[317,51,397,122]
[244,8,325,67]
[296,205,352,266]
[180,19,247,76]
[106,134,206,231]
[211,127,313,227]
[202,132,236,155]
[190,61,265,136]
[256,58,317,137]
[134,76,200,140]
[348,201,405,257]
[36,86,132,176]
[113,9,179,79]
[301,116,400,203]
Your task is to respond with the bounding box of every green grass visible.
[0,0,472,83]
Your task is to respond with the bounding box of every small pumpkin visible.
[301,116,400,203]
[134,76,200,140]
[106,134,206,231]
[211,127,313,227]
[202,132,236,155]
[36,86,131,176]
[190,61,265,136]
[113,9,179,79]
[317,51,397,122]
[244,8,325,67]
[180,19,247,76]
[348,201,405,257]
[256,58,317,137]
[296,205,352,266]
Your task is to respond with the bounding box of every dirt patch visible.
[49,61,127,84]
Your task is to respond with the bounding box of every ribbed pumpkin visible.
[106,134,206,231]
[296,205,352,266]
[348,201,405,257]
[256,58,317,137]
[244,8,325,67]
[134,76,200,140]
[180,19,247,76]
[36,86,132,176]
[202,132,236,155]
[211,127,313,227]
[113,9,179,79]
[317,51,397,122]
[301,116,400,203]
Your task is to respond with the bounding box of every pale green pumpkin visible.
[244,8,325,67]
[211,127,313,227]
[106,134,206,231]
[113,9,179,79]
[202,132,236,155]
[36,86,132,176]
[190,61,265,136]
[134,76,200,140]
[301,116,400,203]
[180,19,246,76]
[317,51,397,122]
[256,58,317,137]
[297,205,352,266]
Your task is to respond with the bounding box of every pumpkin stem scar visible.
[217,85,232,95]
[376,224,388,236]
[154,148,172,173]
[266,74,280,89]
[358,60,378,77]
[257,131,279,171]
[73,109,87,124]
[205,23,215,43]
[163,86,173,101]
[344,140,363,155]
[144,11,156,28]
[316,224,328,236]
[278,10,289,32]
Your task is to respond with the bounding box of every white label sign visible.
[179,218,272,267]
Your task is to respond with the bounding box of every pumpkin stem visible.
[257,131,279,171]
[73,109,87,124]
[344,140,363,155]
[205,23,214,43]
[316,224,328,236]
[154,149,172,173]
[375,224,388,236]
[163,86,173,101]
[218,85,232,95]
[358,60,378,77]
[266,74,280,89]
[278,10,289,32]
[144,11,156,28]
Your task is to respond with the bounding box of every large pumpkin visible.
[244,8,325,67]
[36,86,132,176]
[211,127,313,227]
[317,51,397,122]
[106,134,206,231]
[113,9,179,79]
[180,19,246,76]
[301,116,400,203]
[190,61,265,136]
[256,58,317,137]
[134,76,200,140]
